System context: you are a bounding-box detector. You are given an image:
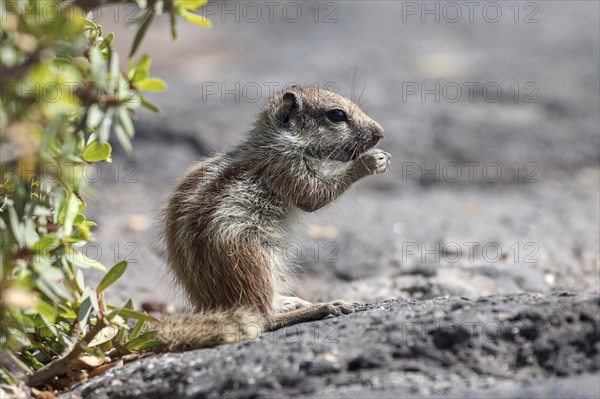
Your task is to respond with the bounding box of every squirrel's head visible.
[264,86,384,162]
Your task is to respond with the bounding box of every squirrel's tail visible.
[155,308,267,352]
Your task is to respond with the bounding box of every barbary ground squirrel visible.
[157,86,391,351]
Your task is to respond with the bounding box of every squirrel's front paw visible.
[356,149,392,175]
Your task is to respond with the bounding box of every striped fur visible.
[159,86,390,350]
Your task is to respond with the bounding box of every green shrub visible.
[0,0,210,389]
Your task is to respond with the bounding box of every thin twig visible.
[27,318,109,387]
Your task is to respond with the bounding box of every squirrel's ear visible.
[280,91,301,126]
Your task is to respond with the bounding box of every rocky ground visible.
[69,1,600,397]
[63,292,599,398]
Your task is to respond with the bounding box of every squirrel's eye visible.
[325,109,348,123]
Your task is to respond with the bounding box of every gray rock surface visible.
[63,292,599,398]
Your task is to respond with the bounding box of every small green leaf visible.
[73,214,86,225]
[136,54,151,71]
[23,218,39,247]
[97,261,128,292]
[124,298,134,310]
[45,274,72,301]
[89,47,103,85]
[72,251,107,271]
[99,108,115,143]
[129,55,151,82]
[135,0,148,10]
[76,269,85,292]
[119,107,135,137]
[53,57,72,66]
[78,289,94,327]
[82,142,112,162]
[105,306,123,320]
[33,235,60,252]
[99,32,114,51]
[137,78,167,92]
[180,0,208,11]
[89,324,120,347]
[8,206,24,244]
[59,306,77,320]
[35,278,58,303]
[140,97,161,113]
[108,306,159,323]
[114,124,133,155]
[62,194,79,236]
[179,10,213,28]
[83,19,98,29]
[109,51,120,81]
[130,11,154,58]
[35,300,58,324]
[170,11,177,40]
[86,104,104,128]
[24,351,46,370]
[131,68,148,83]
[129,318,146,340]
[90,290,100,313]
[126,330,159,351]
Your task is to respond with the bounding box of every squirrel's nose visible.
[372,122,385,140]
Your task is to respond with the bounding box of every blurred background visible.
[85,0,599,308]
